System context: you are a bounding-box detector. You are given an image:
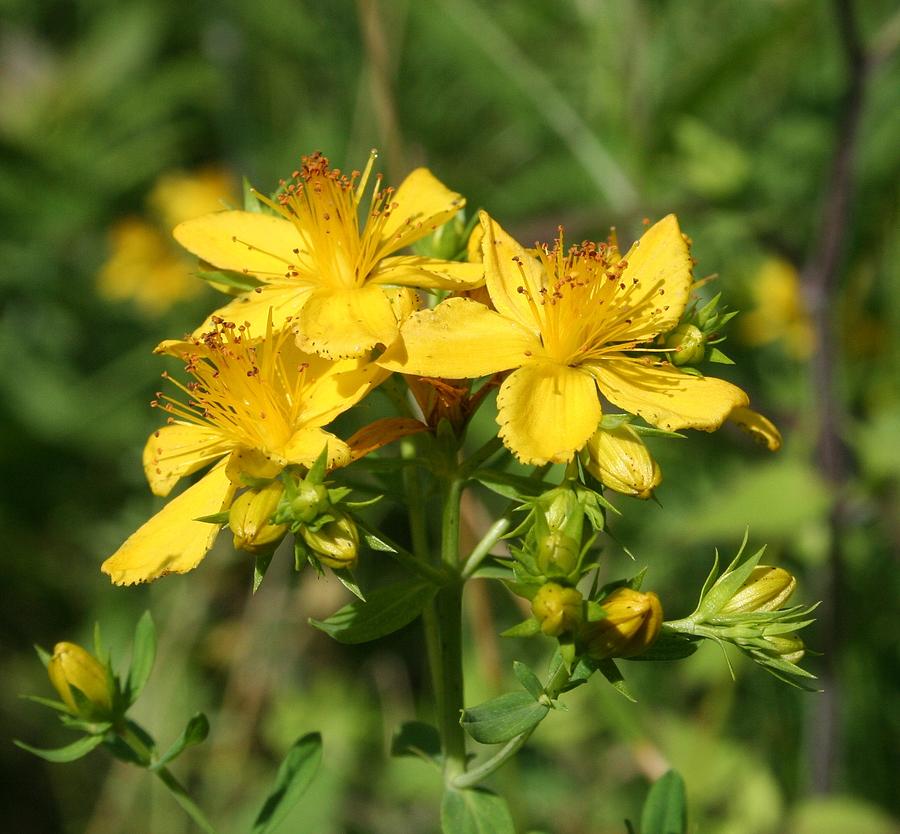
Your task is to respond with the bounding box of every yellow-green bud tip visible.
[536,531,580,578]
[665,323,706,365]
[585,424,661,499]
[301,510,359,570]
[48,642,113,717]
[581,588,663,659]
[719,565,796,615]
[229,482,289,554]
[531,582,583,637]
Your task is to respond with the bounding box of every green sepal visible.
[585,601,608,623]
[196,268,264,293]
[696,544,765,620]
[624,632,699,661]
[243,177,263,212]
[58,717,113,734]
[21,694,70,713]
[14,733,107,763]
[596,658,636,702]
[326,486,353,504]
[34,644,52,669]
[499,617,541,638]
[309,580,436,644]
[306,445,329,485]
[150,713,209,772]
[194,511,230,524]
[251,732,323,834]
[558,637,577,672]
[460,691,549,744]
[390,721,442,768]
[253,551,275,594]
[471,469,548,501]
[707,347,735,364]
[332,568,366,602]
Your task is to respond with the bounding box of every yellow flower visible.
[101,319,387,585]
[580,588,663,659]
[739,257,814,360]
[173,152,483,359]
[48,642,113,717]
[97,168,235,316]
[531,582,583,637]
[380,212,749,464]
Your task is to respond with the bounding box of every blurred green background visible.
[2,0,899,832]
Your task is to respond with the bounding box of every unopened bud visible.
[229,482,288,554]
[581,588,663,659]
[414,211,467,260]
[585,424,661,499]
[761,634,805,664]
[719,566,797,615]
[665,323,706,365]
[536,531,580,578]
[48,642,113,718]
[531,582,583,637]
[290,481,330,523]
[301,510,359,570]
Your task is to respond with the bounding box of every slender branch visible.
[801,0,869,794]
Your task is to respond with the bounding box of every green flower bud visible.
[48,642,113,718]
[761,634,805,664]
[290,481,330,524]
[301,510,359,570]
[536,531,580,578]
[413,210,467,260]
[665,323,706,365]
[719,566,797,615]
[580,588,663,659]
[531,582,583,637]
[585,424,661,499]
[539,486,582,536]
[229,482,289,554]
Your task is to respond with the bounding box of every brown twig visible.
[800,0,870,794]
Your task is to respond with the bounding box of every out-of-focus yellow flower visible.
[48,642,112,718]
[173,152,483,358]
[97,168,235,316]
[585,423,661,498]
[740,258,814,360]
[580,587,663,659]
[102,319,387,585]
[381,213,749,464]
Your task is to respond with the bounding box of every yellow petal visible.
[497,362,601,464]
[610,215,693,342]
[728,406,782,451]
[280,428,352,469]
[297,350,390,426]
[371,256,484,290]
[346,417,428,461]
[101,461,236,586]
[192,282,313,338]
[378,296,539,377]
[588,356,749,432]
[173,211,310,279]
[379,168,465,253]
[480,212,545,333]
[143,424,232,497]
[296,284,399,359]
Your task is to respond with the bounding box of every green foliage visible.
[251,732,323,834]
[441,787,516,834]
[639,770,688,834]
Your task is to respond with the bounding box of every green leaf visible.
[251,732,323,834]
[441,787,516,834]
[390,721,442,767]
[640,770,687,834]
[33,644,52,669]
[332,568,366,601]
[596,659,636,702]
[513,661,544,700]
[126,611,156,706]
[707,347,735,364]
[461,691,549,744]
[15,733,106,763]
[471,469,547,501]
[499,617,541,638]
[150,713,209,772]
[309,580,436,644]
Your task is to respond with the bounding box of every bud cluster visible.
[663,292,739,368]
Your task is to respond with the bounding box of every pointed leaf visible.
[150,713,210,772]
[251,732,323,834]
[597,658,636,702]
[332,568,366,601]
[499,617,541,638]
[253,551,275,594]
[513,662,544,700]
[441,787,515,834]
[15,733,106,763]
[461,691,549,744]
[127,612,156,706]
[309,580,436,644]
[640,770,687,834]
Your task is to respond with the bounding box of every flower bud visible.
[229,482,289,554]
[719,566,797,615]
[665,323,706,365]
[585,424,661,499]
[536,531,580,578]
[531,582,583,637]
[301,510,359,570]
[581,588,663,659]
[48,642,113,718]
[290,481,330,523]
[413,211,467,260]
[761,634,805,664]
